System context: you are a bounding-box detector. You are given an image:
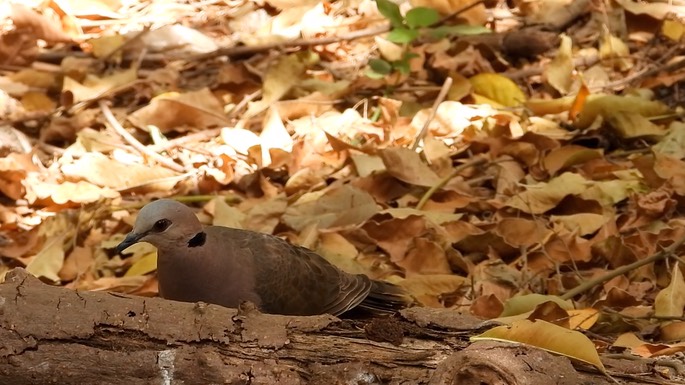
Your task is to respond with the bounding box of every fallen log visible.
[0,269,667,385]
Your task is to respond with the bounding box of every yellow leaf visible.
[575,94,670,130]
[469,73,526,107]
[500,294,574,317]
[545,34,574,94]
[662,19,685,42]
[472,319,605,372]
[568,309,599,330]
[506,172,590,214]
[125,252,158,277]
[26,234,66,282]
[599,31,632,71]
[655,262,685,317]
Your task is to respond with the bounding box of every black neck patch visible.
[188,232,206,248]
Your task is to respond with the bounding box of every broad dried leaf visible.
[6,4,73,43]
[567,309,599,330]
[24,178,120,205]
[260,107,293,166]
[0,153,36,200]
[58,246,93,282]
[599,31,632,71]
[26,237,65,282]
[409,101,495,138]
[128,88,230,132]
[579,177,645,207]
[472,320,605,372]
[506,172,589,214]
[660,321,685,342]
[500,294,573,317]
[614,333,685,358]
[545,34,573,94]
[61,152,179,191]
[62,68,137,104]
[125,252,158,277]
[653,122,685,159]
[542,145,603,176]
[469,73,526,107]
[210,197,246,229]
[246,52,316,117]
[551,213,609,236]
[351,154,386,177]
[282,185,378,231]
[316,232,368,275]
[398,274,467,307]
[575,94,670,130]
[379,147,441,187]
[654,262,685,317]
[614,0,685,19]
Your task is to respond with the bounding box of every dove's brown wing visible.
[222,227,373,316]
[357,280,413,315]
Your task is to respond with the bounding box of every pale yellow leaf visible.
[469,73,526,107]
[655,262,685,317]
[545,34,574,94]
[472,319,605,371]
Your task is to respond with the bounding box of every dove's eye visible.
[152,219,171,232]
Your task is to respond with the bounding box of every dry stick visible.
[416,157,488,210]
[98,100,185,173]
[600,50,685,91]
[190,25,390,61]
[192,0,486,61]
[560,236,685,301]
[411,76,453,151]
[227,89,262,119]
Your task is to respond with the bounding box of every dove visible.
[115,199,410,316]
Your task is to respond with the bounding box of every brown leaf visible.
[379,147,441,187]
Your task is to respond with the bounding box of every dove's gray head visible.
[115,199,203,254]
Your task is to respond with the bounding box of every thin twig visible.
[192,0,488,61]
[98,100,185,173]
[227,89,262,119]
[411,76,452,151]
[560,236,685,300]
[191,25,390,61]
[416,157,488,210]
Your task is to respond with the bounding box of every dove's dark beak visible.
[116,232,144,254]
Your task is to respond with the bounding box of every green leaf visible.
[365,68,387,79]
[393,59,411,74]
[387,28,418,43]
[430,25,492,39]
[406,7,440,29]
[369,59,393,75]
[375,0,404,28]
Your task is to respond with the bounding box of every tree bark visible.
[0,269,670,385]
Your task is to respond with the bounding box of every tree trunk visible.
[0,269,666,385]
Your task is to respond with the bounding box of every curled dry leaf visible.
[282,184,379,231]
[128,88,230,133]
[654,262,685,318]
[61,153,179,192]
[379,147,441,187]
[24,178,120,206]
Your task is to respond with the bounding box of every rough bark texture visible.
[0,269,676,385]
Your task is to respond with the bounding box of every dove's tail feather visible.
[355,280,414,315]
